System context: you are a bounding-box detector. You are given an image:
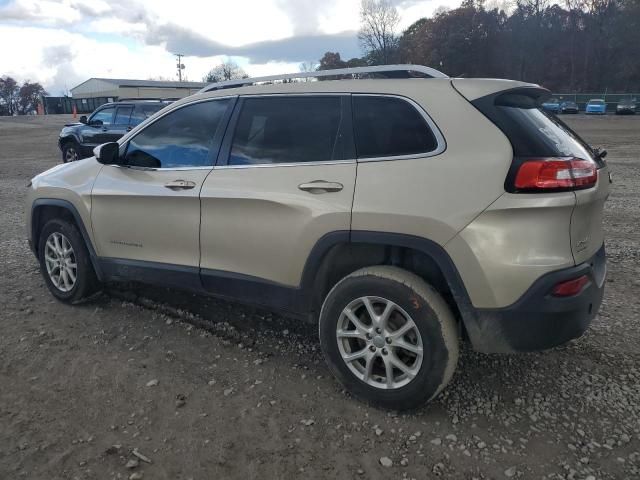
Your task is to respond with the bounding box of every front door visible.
[83,105,116,146]
[103,105,134,143]
[91,97,235,272]
[200,95,356,296]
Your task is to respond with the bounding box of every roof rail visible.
[115,97,176,102]
[199,64,448,93]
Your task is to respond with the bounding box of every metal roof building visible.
[70,78,207,99]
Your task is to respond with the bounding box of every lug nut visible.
[385,337,392,344]
[366,333,372,340]
[382,348,388,355]
[375,328,382,334]
[369,345,376,352]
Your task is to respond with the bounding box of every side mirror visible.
[79,115,87,124]
[94,142,121,165]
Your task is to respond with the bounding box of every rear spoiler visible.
[451,78,544,102]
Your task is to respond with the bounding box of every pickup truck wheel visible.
[62,142,80,163]
[319,266,459,410]
[38,218,100,303]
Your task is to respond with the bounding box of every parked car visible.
[616,98,636,115]
[26,65,610,410]
[541,97,561,113]
[58,100,169,163]
[586,99,607,115]
[560,100,579,114]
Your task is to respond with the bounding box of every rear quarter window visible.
[474,91,601,165]
[353,96,439,159]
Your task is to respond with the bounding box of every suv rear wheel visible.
[38,218,100,302]
[319,266,459,410]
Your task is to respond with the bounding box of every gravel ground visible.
[0,114,638,480]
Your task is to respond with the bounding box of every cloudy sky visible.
[0,0,461,95]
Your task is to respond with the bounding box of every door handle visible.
[164,180,196,190]
[101,127,108,132]
[298,181,343,194]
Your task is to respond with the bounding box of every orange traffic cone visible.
[72,104,77,118]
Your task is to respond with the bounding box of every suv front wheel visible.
[61,141,80,163]
[319,266,459,410]
[38,218,100,302]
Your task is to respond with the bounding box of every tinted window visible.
[91,107,115,125]
[499,107,594,159]
[229,96,342,165]
[125,99,230,168]
[114,106,133,125]
[353,96,438,158]
[130,104,164,126]
[478,92,597,162]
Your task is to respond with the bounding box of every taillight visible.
[511,157,597,192]
[551,275,590,297]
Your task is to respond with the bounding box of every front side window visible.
[114,106,133,125]
[90,107,115,126]
[229,96,343,165]
[124,99,231,168]
[353,96,438,158]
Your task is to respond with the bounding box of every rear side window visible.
[475,91,598,163]
[125,99,231,168]
[353,96,438,158]
[229,96,343,165]
[114,106,133,125]
[130,104,164,126]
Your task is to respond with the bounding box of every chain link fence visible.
[552,93,639,112]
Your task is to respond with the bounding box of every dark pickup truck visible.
[58,100,169,162]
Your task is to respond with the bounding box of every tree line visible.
[319,0,640,93]
[0,77,47,116]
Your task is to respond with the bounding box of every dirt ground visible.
[1,113,639,480]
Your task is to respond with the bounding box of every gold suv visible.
[26,65,610,409]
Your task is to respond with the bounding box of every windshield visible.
[589,100,605,105]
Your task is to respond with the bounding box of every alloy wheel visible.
[336,296,424,389]
[44,232,77,292]
[64,147,78,162]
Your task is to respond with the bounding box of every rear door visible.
[199,95,356,291]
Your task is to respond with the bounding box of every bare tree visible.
[358,0,400,64]
[298,61,319,81]
[203,61,248,83]
[299,61,318,73]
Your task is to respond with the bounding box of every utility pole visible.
[175,53,185,82]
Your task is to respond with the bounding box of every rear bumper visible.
[466,244,606,353]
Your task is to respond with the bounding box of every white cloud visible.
[0,0,462,94]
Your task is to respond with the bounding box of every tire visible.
[319,266,459,410]
[61,141,80,163]
[38,218,100,303]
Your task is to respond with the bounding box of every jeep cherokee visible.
[26,65,610,409]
